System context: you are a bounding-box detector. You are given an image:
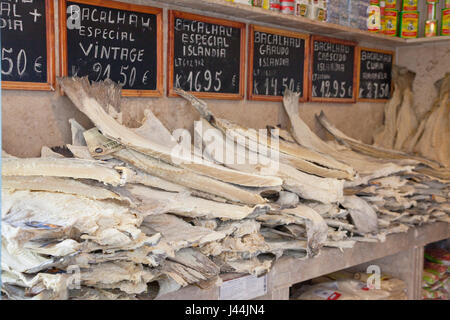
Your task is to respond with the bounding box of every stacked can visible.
[269,0,281,11]
[280,0,295,14]
[425,1,438,37]
[442,7,450,36]
[399,0,419,38]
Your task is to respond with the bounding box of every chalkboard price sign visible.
[309,36,357,103]
[1,0,55,90]
[168,11,245,100]
[357,47,394,102]
[60,0,163,97]
[248,26,309,102]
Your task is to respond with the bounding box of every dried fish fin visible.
[69,118,87,146]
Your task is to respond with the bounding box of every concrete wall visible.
[2,0,447,157]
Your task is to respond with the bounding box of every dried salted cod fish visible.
[40,146,65,158]
[281,205,328,256]
[196,118,343,203]
[280,91,410,183]
[429,95,449,167]
[394,88,418,150]
[143,214,226,251]
[1,273,70,300]
[373,84,403,149]
[70,287,137,300]
[256,212,306,227]
[323,240,356,249]
[316,111,440,169]
[276,191,300,208]
[169,248,220,278]
[132,109,178,148]
[2,157,124,186]
[3,176,123,202]
[69,118,87,146]
[80,261,159,293]
[2,240,52,273]
[213,255,274,276]
[126,184,270,220]
[185,93,353,180]
[66,145,95,160]
[342,196,378,234]
[114,148,266,205]
[282,90,337,154]
[2,189,145,248]
[83,128,271,205]
[23,239,81,257]
[216,220,261,238]
[281,164,344,204]
[59,77,281,189]
[204,233,270,259]
[160,261,210,287]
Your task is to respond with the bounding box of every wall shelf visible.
[155,222,450,300]
[160,0,450,47]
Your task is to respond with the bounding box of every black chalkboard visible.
[61,0,162,96]
[357,47,394,102]
[248,26,309,102]
[309,36,357,103]
[168,11,245,99]
[1,0,54,90]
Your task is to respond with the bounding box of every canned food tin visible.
[270,0,281,11]
[425,20,437,37]
[383,9,398,36]
[442,8,450,35]
[385,0,396,9]
[427,3,436,20]
[253,0,264,7]
[280,0,295,14]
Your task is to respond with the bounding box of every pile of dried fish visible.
[2,76,448,300]
[374,67,449,168]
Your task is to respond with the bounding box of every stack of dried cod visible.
[2,76,448,300]
[374,67,450,169]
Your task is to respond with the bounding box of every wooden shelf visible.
[158,0,450,47]
[156,222,450,300]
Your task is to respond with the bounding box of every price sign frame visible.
[309,35,357,103]
[247,25,309,102]
[357,47,395,103]
[59,0,163,97]
[1,0,55,91]
[167,10,246,100]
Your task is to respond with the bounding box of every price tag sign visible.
[219,274,268,300]
[1,0,55,90]
[248,25,309,102]
[357,47,394,102]
[309,36,357,103]
[168,11,245,100]
[60,0,163,97]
